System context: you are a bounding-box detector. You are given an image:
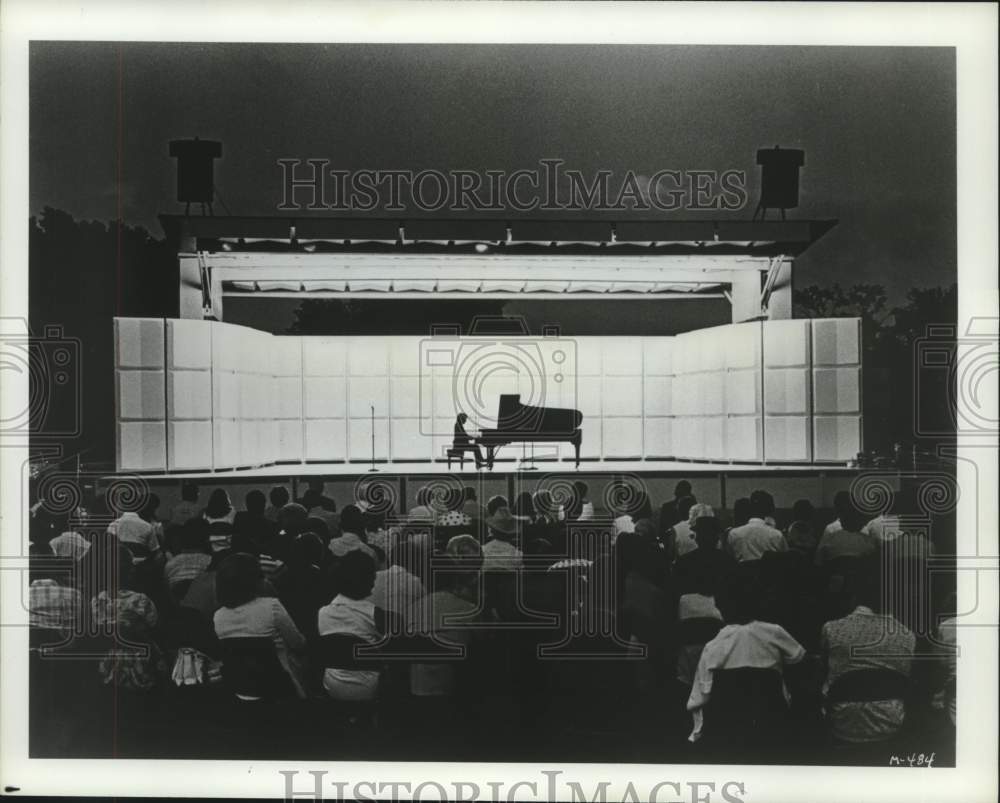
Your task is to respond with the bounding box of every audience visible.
[329,504,377,560]
[275,532,334,641]
[371,538,427,615]
[170,482,201,525]
[164,518,213,600]
[673,502,715,560]
[785,499,819,556]
[264,485,291,522]
[203,489,237,554]
[233,490,280,554]
[481,507,523,571]
[660,480,695,528]
[814,504,875,566]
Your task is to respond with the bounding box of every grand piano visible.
[475,394,584,469]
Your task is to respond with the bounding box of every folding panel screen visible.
[114,316,862,471]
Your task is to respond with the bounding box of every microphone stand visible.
[368,404,378,472]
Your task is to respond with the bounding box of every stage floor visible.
[112,458,858,481]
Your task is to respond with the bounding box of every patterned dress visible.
[91,589,165,691]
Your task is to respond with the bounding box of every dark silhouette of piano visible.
[474,394,583,469]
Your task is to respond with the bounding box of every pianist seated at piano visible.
[453,413,486,469]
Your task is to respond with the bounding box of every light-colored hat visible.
[484,507,519,536]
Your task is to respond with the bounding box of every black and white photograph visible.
[1,2,997,801]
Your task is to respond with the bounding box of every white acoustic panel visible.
[814,415,861,462]
[575,338,603,376]
[390,377,423,417]
[580,418,601,459]
[167,371,211,419]
[349,418,389,461]
[703,417,725,460]
[812,318,860,366]
[304,419,346,461]
[277,420,304,461]
[763,319,810,367]
[350,377,390,418]
[432,376,460,422]
[239,420,262,465]
[764,368,810,415]
[643,337,673,376]
[673,373,702,416]
[813,367,861,414]
[723,322,761,370]
[273,377,303,418]
[643,375,672,416]
[692,327,726,372]
[118,421,166,471]
[603,417,642,458]
[603,378,642,416]
[348,338,390,376]
[673,417,700,459]
[303,377,347,418]
[726,416,762,462]
[116,318,164,368]
[764,415,811,462]
[671,334,697,376]
[213,420,241,468]
[391,419,432,460]
[726,370,759,415]
[644,417,673,458]
[603,340,643,376]
[389,337,422,377]
[302,338,347,376]
[117,370,165,419]
[168,421,213,470]
[211,322,243,372]
[271,336,302,377]
[167,319,214,370]
[214,371,241,419]
[258,420,279,465]
[702,371,725,415]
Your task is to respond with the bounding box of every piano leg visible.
[573,435,581,468]
[486,446,495,471]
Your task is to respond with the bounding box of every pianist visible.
[453,413,485,469]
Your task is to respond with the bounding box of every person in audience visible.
[232,490,279,552]
[362,510,393,555]
[462,486,486,521]
[814,504,875,566]
[408,486,435,521]
[139,493,165,547]
[675,516,736,596]
[275,502,309,559]
[213,552,307,698]
[530,490,565,552]
[861,488,908,545]
[673,502,715,560]
[203,489,237,554]
[662,495,695,555]
[29,567,83,632]
[164,518,213,597]
[265,486,291,522]
[92,544,165,691]
[107,505,162,566]
[482,507,523,571]
[372,537,427,615]
[675,568,725,686]
[486,495,509,517]
[686,575,806,742]
[820,564,916,744]
[726,491,788,562]
[406,535,483,697]
[785,499,819,556]
[297,478,336,512]
[181,546,279,624]
[932,592,957,730]
[329,504,376,560]
[512,492,535,520]
[274,531,334,642]
[729,497,751,529]
[437,492,472,528]
[823,491,851,537]
[660,480,695,529]
[317,550,382,701]
[48,513,91,560]
[307,497,339,534]
[566,480,594,521]
[170,482,201,525]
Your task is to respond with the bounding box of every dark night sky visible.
[30,42,956,325]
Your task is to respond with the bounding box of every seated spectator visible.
[213,552,307,698]
[264,486,290,522]
[233,490,280,554]
[617,530,671,688]
[203,489,236,554]
[676,571,724,686]
[277,502,309,542]
[725,497,752,549]
[139,493,165,548]
[48,514,91,560]
[674,502,715,560]
[785,499,819,556]
[170,482,201,525]
[862,488,910,545]
[316,550,382,702]
[437,501,472,529]
[660,480,695,529]
[297,478,336,512]
[686,576,806,742]
[362,511,394,555]
[372,537,427,615]
[181,548,278,623]
[815,505,875,566]
[820,566,916,744]
[308,497,340,535]
[726,492,788,563]
[486,495,509,517]
[566,480,594,521]
[675,517,736,596]
[462,486,486,520]
[512,491,535,520]
[275,531,334,642]
[91,547,165,691]
[824,490,851,537]
[29,572,82,632]
[405,536,483,697]
[482,508,524,571]
[107,506,162,566]
[164,518,213,595]
[329,504,376,560]
[408,486,435,521]
[663,495,695,557]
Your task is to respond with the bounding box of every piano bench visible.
[446,446,479,469]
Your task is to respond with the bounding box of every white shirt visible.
[823,519,843,537]
[673,521,697,558]
[576,501,595,521]
[482,538,524,572]
[863,515,902,543]
[727,518,788,562]
[107,512,159,562]
[316,594,381,701]
[371,565,425,615]
[328,531,376,560]
[687,620,805,741]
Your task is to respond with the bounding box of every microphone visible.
[368,404,378,472]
